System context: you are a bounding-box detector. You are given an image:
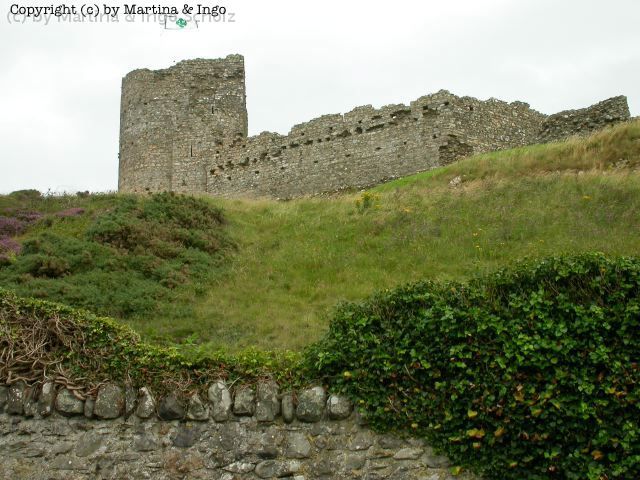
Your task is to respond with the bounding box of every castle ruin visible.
[118,54,630,198]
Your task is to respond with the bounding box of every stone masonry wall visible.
[0,381,478,480]
[537,96,630,143]
[119,55,248,194]
[205,91,545,199]
[118,54,631,199]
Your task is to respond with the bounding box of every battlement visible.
[118,55,631,198]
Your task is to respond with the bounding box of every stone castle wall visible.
[538,96,630,143]
[118,55,631,199]
[0,381,478,480]
[118,55,248,194]
[206,92,545,198]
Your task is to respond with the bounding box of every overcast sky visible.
[1,0,638,193]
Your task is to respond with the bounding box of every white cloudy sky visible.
[0,0,638,193]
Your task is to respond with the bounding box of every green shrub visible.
[355,191,379,213]
[0,193,232,320]
[8,189,42,201]
[307,253,640,479]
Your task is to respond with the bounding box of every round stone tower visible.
[118,54,248,194]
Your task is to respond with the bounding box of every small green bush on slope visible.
[308,253,640,479]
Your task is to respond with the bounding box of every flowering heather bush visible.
[16,211,44,222]
[55,208,85,218]
[0,216,26,236]
[0,235,21,257]
[0,193,232,319]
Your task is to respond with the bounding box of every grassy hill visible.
[193,120,640,351]
[1,120,639,353]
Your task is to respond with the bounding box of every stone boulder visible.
[233,386,255,416]
[94,384,125,419]
[296,386,326,422]
[208,381,232,421]
[55,388,84,416]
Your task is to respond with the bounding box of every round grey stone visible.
[327,394,352,420]
[158,392,185,420]
[94,384,124,419]
[55,388,84,416]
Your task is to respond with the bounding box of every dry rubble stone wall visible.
[0,381,479,480]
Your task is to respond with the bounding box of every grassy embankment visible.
[195,120,640,351]
[1,120,639,353]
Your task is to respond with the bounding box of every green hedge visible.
[307,253,640,479]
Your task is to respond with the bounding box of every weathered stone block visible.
[136,387,156,419]
[158,392,185,420]
[344,451,367,470]
[349,431,376,451]
[84,398,95,418]
[256,380,279,422]
[327,394,352,420]
[172,423,203,448]
[393,447,423,460]
[0,385,8,412]
[55,388,84,416]
[233,386,255,416]
[208,381,232,422]
[133,432,159,452]
[94,384,125,419]
[281,392,295,424]
[255,459,301,478]
[125,383,137,417]
[7,382,26,415]
[23,386,39,417]
[296,386,326,422]
[75,431,105,457]
[286,432,312,459]
[223,461,255,473]
[38,382,55,417]
[186,393,209,421]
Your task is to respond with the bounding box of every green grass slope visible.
[193,120,640,352]
[1,120,639,353]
